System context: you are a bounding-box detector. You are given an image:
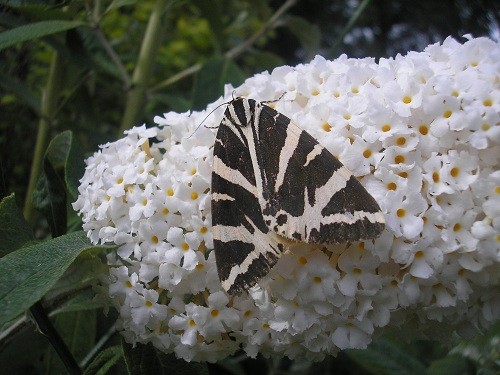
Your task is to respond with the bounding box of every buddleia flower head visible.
[73,35,500,362]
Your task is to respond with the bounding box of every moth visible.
[211,98,385,295]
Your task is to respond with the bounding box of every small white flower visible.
[164,227,200,270]
[330,316,374,350]
[385,191,427,238]
[441,150,479,191]
[337,246,381,297]
[129,289,168,328]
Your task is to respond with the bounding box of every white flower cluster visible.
[73,36,500,362]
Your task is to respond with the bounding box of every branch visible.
[93,26,131,88]
[149,0,297,92]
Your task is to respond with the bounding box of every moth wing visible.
[211,111,284,295]
[251,103,385,244]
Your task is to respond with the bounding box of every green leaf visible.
[0,20,84,51]
[44,309,96,374]
[0,231,106,326]
[45,130,85,198]
[32,153,67,237]
[152,93,191,113]
[427,353,473,375]
[52,290,103,315]
[244,51,284,73]
[123,341,209,375]
[32,131,85,237]
[106,0,138,13]
[84,345,123,375]
[191,56,245,110]
[0,194,35,257]
[284,16,321,61]
[346,339,427,375]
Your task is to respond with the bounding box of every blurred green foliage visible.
[0,0,498,374]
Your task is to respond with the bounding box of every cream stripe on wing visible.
[213,155,258,196]
[274,121,302,192]
[322,211,386,225]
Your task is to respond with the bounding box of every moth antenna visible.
[187,97,238,139]
[262,92,286,106]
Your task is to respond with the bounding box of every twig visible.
[30,301,82,375]
[149,0,297,92]
[79,322,118,369]
[23,52,64,224]
[327,0,372,56]
[118,0,167,133]
[93,26,131,88]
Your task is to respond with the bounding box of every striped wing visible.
[247,101,385,244]
[211,98,385,294]
[211,102,284,295]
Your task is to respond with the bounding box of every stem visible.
[327,0,372,56]
[93,27,130,87]
[118,0,167,134]
[23,52,64,225]
[149,0,297,92]
[30,301,81,375]
[79,322,117,369]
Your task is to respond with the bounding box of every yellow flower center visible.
[381,124,391,132]
[396,137,406,146]
[419,125,429,135]
[394,155,405,164]
[450,167,460,177]
[432,172,440,183]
